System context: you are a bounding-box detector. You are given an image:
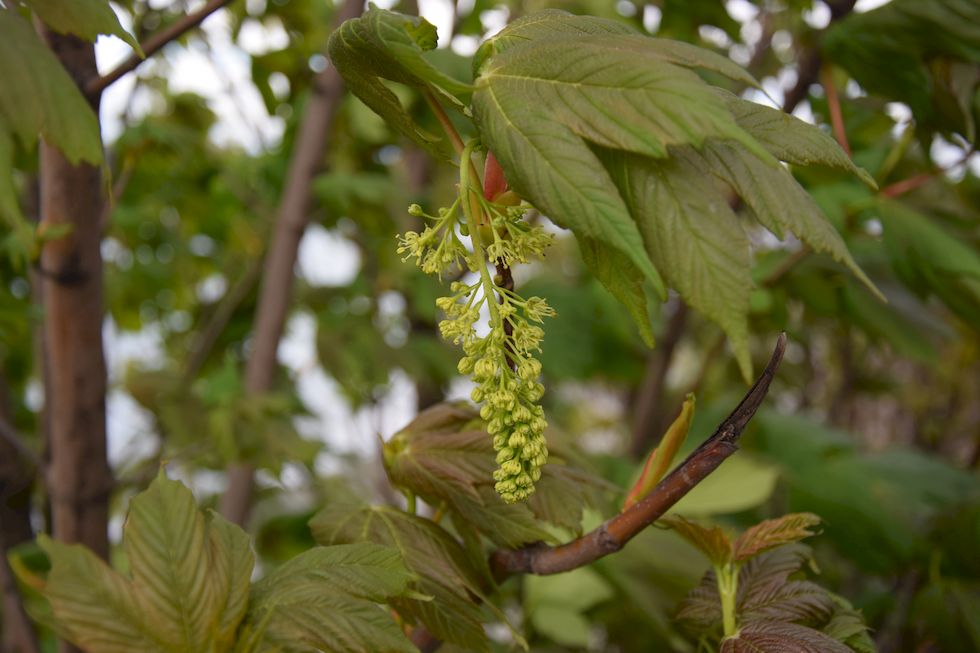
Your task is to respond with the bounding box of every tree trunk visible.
[37,18,111,612]
[219,0,364,526]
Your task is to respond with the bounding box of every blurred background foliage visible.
[2,0,980,651]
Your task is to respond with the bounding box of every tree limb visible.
[85,0,236,97]
[491,333,786,578]
[219,0,365,526]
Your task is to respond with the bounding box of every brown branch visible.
[491,333,786,578]
[85,0,236,97]
[218,0,364,526]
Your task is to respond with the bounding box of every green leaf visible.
[530,605,592,648]
[720,92,876,188]
[525,566,614,647]
[124,474,254,651]
[879,200,980,301]
[721,621,853,653]
[246,543,418,653]
[39,473,254,653]
[668,452,780,516]
[733,513,822,562]
[823,0,980,135]
[689,142,881,301]
[579,237,657,347]
[0,129,24,226]
[328,6,471,157]
[472,33,768,302]
[0,10,102,164]
[310,500,490,652]
[601,148,753,380]
[24,0,142,54]
[475,10,759,89]
[39,535,165,652]
[661,515,733,567]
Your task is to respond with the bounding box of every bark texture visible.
[37,27,110,653]
[219,0,365,526]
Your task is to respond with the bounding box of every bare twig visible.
[491,333,786,578]
[183,258,262,382]
[85,0,236,97]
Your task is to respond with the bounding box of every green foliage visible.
[310,499,491,652]
[23,0,142,53]
[824,0,980,138]
[0,10,102,165]
[39,474,254,653]
[33,474,420,653]
[327,5,472,158]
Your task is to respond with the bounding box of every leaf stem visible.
[819,64,851,157]
[423,88,465,156]
[404,490,417,516]
[459,140,501,325]
[717,562,739,637]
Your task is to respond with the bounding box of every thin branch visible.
[219,0,365,526]
[85,0,236,97]
[820,65,851,157]
[491,333,787,578]
[183,258,262,382]
[423,89,465,155]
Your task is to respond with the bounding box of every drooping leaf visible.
[310,500,490,652]
[733,513,821,562]
[24,0,142,54]
[328,6,471,157]
[689,142,881,301]
[246,543,418,653]
[39,473,254,653]
[719,92,876,188]
[720,621,853,653]
[579,237,657,347]
[661,515,732,567]
[0,10,102,164]
[601,147,754,379]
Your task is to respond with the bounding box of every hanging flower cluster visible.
[396,142,555,502]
